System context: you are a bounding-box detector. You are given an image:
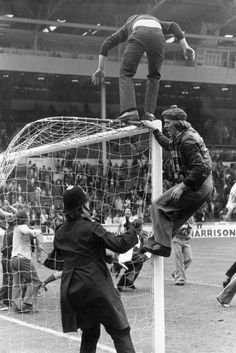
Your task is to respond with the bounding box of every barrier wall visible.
[41,222,236,243]
[1,53,236,85]
[1,222,236,244]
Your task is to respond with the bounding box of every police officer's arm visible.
[92,222,138,254]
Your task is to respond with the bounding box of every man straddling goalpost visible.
[92,13,195,124]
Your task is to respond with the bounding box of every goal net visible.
[0,116,154,353]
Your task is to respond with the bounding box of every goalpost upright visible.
[98,81,165,352]
[152,119,165,353]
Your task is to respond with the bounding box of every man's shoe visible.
[175,282,185,286]
[20,303,38,313]
[16,307,33,313]
[143,235,171,257]
[217,297,230,308]
[116,110,139,124]
[143,112,155,121]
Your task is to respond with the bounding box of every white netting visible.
[0,116,154,353]
[0,117,148,188]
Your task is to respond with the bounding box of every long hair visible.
[172,120,191,132]
[65,207,83,221]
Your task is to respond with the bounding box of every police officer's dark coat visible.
[53,216,138,333]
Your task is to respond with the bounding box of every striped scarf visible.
[168,123,190,181]
[169,137,181,181]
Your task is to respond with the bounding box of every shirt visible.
[226,183,236,212]
[11,224,36,260]
[100,14,185,56]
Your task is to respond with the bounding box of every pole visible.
[100,81,107,174]
[151,120,165,353]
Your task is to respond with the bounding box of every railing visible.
[0,45,236,69]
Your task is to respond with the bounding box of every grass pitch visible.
[0,236,236,353]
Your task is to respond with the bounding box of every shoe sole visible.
[116,120,143,128]
[217,297,230,307]
[144,247,171,257]
[115,112,140,124]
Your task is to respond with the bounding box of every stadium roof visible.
[0,0,236,37]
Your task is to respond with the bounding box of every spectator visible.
[114,195,123,214]
[92,14,194,123]
[117,207,138,235]
[221,182,236,220]
[113,212,122,225]
[0,215,16,310]
[104,212,113,225]
[115,226,150,292]
[10,210,43,313]
[0,200,17,231]
[142,105,213,257]
[171,218,193,286]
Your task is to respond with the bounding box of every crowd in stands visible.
[0,146,236,232]
[0,151,152,231]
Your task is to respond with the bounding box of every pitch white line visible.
[0,279,222,353]
[0,314,116,353]
[165,277,222,287]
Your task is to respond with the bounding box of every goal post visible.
[0,116,165,353]
[152,120,165,353]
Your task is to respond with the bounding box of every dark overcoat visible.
[151,126,213,248]
[54,216,138,333]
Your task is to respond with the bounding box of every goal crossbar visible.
[13,125,148,159]
[0,118,148,162]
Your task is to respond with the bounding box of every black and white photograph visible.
[0,1,236,352]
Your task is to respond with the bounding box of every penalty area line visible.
[0,314,116,353]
